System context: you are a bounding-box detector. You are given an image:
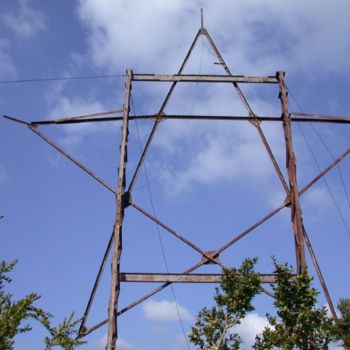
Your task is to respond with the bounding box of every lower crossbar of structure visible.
[120,273,287,283]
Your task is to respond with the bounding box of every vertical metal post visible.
[106,70,132,350]
[277,71,306,274]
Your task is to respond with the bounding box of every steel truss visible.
[4,17,350,350]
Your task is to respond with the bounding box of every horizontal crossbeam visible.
[11,115,350,126]
[132,74,278,84]
[120,273,281,283]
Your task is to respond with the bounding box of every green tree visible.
[44,313,86,350]
[0,260,51,350]
[334,298,350,350]
[189,258,260,350]
[254,260,334,350]
[0,260,85,350]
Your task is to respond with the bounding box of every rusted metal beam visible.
[82,146,350,337]
[278,71,306,274]
[6,114,350,126]
[202,29,290,195]
[27,125,116,194]
[83,257,275,337]
[127,29,203,193]
[30,109,124,125]
[291,111,350,123]
[130,201,222,267]
[106,70,132,350]
[120,272,281,283]
[132,73,278,84]
[3,115,29,125]
[79,230,114,336]
[299,145,350,196]
[303,227,337,319]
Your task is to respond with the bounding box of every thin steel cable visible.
[130,94,191,349]
[0,74,125,85]
[287,87,350,236]
[289,90,350,210]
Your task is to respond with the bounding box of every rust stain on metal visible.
[4,18,348,347]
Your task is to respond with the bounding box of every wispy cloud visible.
[3,0,46,38]
[78,0,350,75]
[235,313,269,349]
[0,39,16,79]
[48,95,117,150]
[142,299,193,322]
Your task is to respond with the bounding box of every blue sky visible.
[1,1,350,349]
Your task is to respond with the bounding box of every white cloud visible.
[235,313,269,349]
[152,106,285,196]
[48,96,116,150]
[75,0,350,199]
[77,0,350,75]
[142,299,193,322]
[0,39,16,80]
[302,185,336,221]
[99,334,134,350]
[3,0,46,37]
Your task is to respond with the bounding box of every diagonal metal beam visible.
[202,29,290,194]
[303,226,337,319]
[28,125,115,193]
[81,144,350,336]
[31,109,124,125]
[79,230,114,335]
[127,29,203,193]
[131,201,222,267]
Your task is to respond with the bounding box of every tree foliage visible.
[44,313,86,350]
[334,298,350,349]
[0,260,51,350]
[189,257,260,350]
[254,260,334,350]
[0,260,85,350]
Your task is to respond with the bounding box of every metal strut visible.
[277,71,306,274]
[106,70,132,350]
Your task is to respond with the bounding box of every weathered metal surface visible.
[291,111,350,123]
[6,18,349,345]
[30,109,124,125]
[28,125,115,194]
[127,29,203,193]
[303,228,337,319]
[278,71,306,274]
[79,230,114,336]
[9,114,350,126]
[120,273,280,283]
[202,29,290,195]
[131,201,222,266]
[82,144,350,337]
[3,115,29,125]
[106,70,132,350]
[132,73,278,84]
[299,146,350,196]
